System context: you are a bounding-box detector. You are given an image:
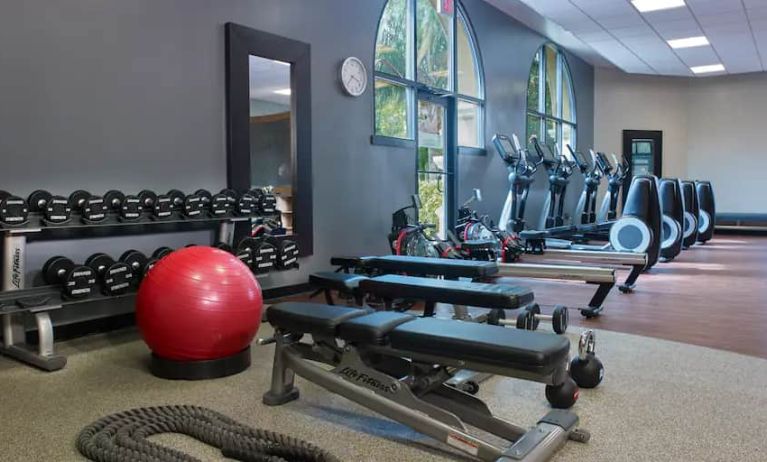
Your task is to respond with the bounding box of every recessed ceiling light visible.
[690,64,725,74]
[631,0,686,13]
[668,36,709,49]
[273,88,292,95]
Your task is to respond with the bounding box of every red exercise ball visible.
[136,246,263,361]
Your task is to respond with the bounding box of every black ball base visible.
[149,346,251,380]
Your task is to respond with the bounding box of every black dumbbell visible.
[0,190,29,226]
[240,237,276,274]
[82,195,108,222]
[167,189,185,212]
[266,237,299,270]
[137,190,157,211]
[152,247,173,259]
[29,190,71,224]
[515,304,568,335]
[85,253,133,296]
[209,192,232,216]
[152,194,173,219]
[104,190,126,213]
[42,256,96,298]
[235,192,257,216]
[120,195,142,221]
[194,189,212,208]
[251,189,277,214]
[68,190,91,212]
[220,188,238,203]
[569,329,604,389]
[215,241,253,267]
[118,250,156,281]
[183,193,204,217]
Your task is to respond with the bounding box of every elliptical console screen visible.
[492,134,518,160]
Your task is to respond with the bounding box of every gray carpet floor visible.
[1,322,766,461]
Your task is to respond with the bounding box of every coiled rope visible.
[76,405,340,462]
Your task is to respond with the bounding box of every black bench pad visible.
[366,255,499,278]
[389,318,569,373]
[309,272,368,292]
[359,274,534,309]
[267,303,371,337]
[338,312,416,345]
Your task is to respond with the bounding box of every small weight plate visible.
[152,247,173,259]
[210,193,231,216]
[27,190,52,213]
[0,194,30,225]
[167,189,185,211]
[137,190,157,210]
[183,194,204,217]
[152,195,173,218]
[85,253,113,275]
[44,195,72,224]
[43,256,74,285]
[219,188,239,203]
[103,190,125,211]
[63,264,96,298]
[236,193,256,215]
[101,262,133,295]
[121,195,142,220]
[68,190,91,211]
[119,249,148,275]
[194,189,212,207]
[83,196,108,222]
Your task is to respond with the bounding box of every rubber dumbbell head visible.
[103,190,126,212]
[82,195,108,222]
[210,193,232,216]
[182,194,204,217]
[68,190,91,212]
[85,253,133,295]
[516,304,541,331]
[120,195,142,221]
[275,239,299,270]
[235,192,256,216]
[219,188,239,204]
[118,249,149,279]
[27,190,53,213]
[0,190,29,225]
[152,195,173,219]
[166,189,185,211]
[241,237,276,273]
[194,189,212,208]
[152,247,173,259]
[137,190,157,211]
[42,256,96,298]
[44,195,72,224]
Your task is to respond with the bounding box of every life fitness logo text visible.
[11,248,22,289]
[339,367,396,394]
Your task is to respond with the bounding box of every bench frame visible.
[263,330,586,462]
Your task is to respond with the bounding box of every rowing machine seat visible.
[359,274,534,309]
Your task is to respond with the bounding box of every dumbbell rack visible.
[0,212,277,372]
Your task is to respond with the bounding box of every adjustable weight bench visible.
[262,302,589,462]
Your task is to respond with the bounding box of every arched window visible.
[374,0,485,236]
[374,0,484,146]
[526,44,576,152]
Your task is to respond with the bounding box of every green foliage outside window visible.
[375,0,408,78]
[375,81,409,138]
[416,0,450,90]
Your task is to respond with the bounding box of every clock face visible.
[341,57,367,97]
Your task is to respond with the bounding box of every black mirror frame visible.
[225,22,313,256]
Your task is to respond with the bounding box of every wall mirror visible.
[226,23,313,255]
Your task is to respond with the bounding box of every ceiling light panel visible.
[668,36,710,48]
[632,0,686,13]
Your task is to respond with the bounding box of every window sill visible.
[371,135,416,149]
[458,146,486,156]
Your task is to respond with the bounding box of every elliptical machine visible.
[571,148,606,225]
[530,137,576,229]
[658,178,684,261]
[597,153,630,223]
[494,134,543,233]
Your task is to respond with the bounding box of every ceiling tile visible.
[640,6,696,23]
[687,0,745,15]
[744,0,767,8]
[674,46,722,66]
[608,24,657,39]
[696,10,749,27]
[571,0,636,18]
[595,13,647,29]
[744,6,767,20]
[650,18,704,38]
[577,30,616,42]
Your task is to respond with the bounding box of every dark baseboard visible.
[26,283,313,344]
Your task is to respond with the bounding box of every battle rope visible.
[76,405,340,462]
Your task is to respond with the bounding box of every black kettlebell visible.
[545,376,579,409]
[569,329,604,389]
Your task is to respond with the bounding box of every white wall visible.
[594,68,767,214]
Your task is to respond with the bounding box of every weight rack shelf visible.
[0,209,294,373]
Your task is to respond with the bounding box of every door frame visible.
[415,90,456,233]
[622,129,663,201]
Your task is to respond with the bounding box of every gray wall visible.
[595,67,766,214]
[0,0,594,326]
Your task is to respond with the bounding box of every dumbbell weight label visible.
[236,195,255,215]
[84,197,107,222]
[121,197,142,220]
[65,268,97,297]
[183,196,203,217]
[46,197,71,223]
[103,264,133,294]
[153,196,172,218]
[210,194,231,216]
[1,197,29,223]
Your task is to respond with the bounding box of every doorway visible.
[416,93,454,239]
[622,130,662,201]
